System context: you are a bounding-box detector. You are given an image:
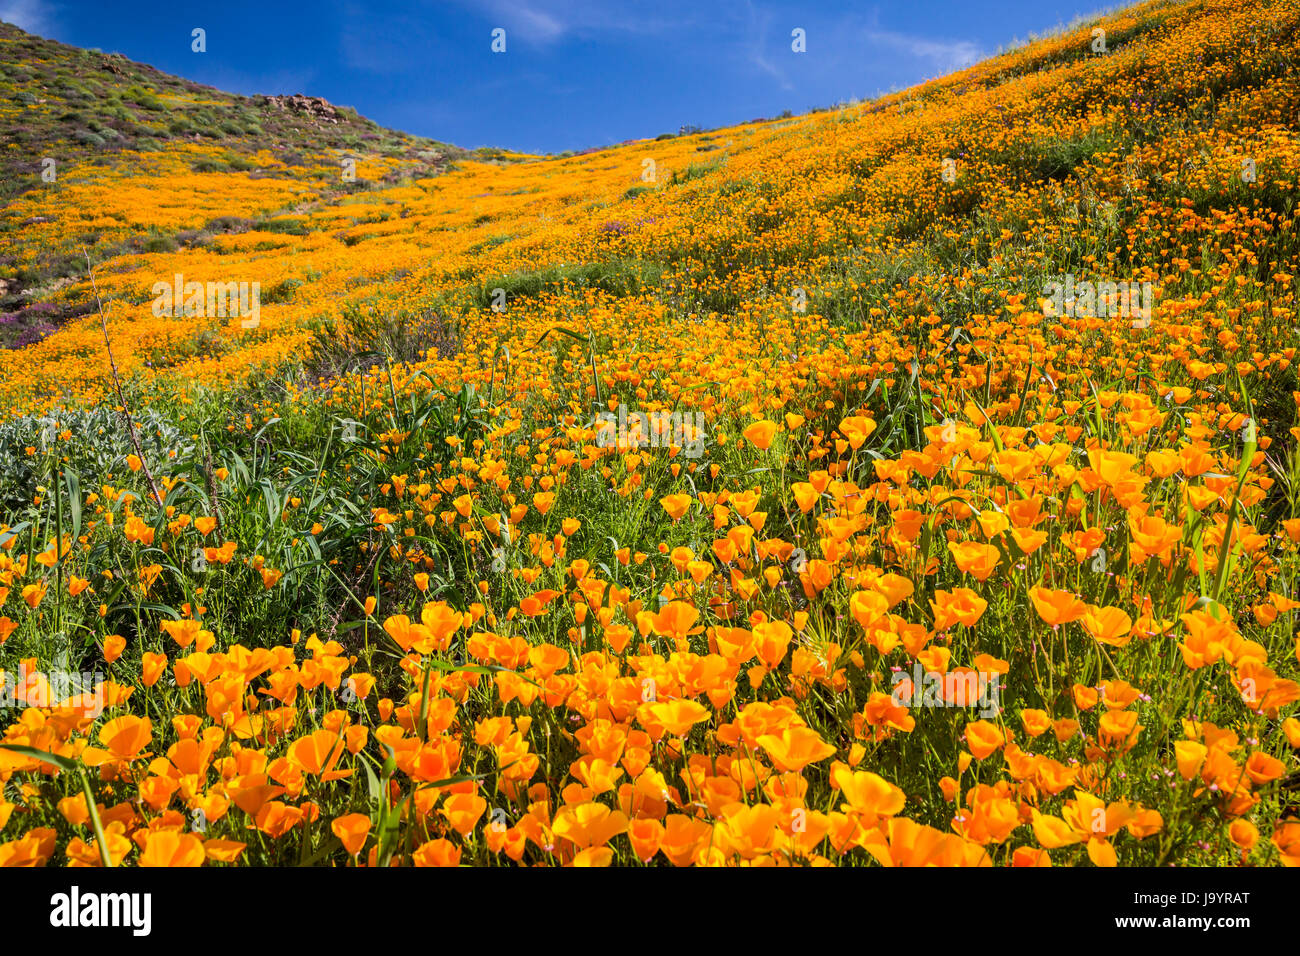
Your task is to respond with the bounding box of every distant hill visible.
[0,20,537,347]
[0,20,475,201]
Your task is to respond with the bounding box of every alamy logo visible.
[1,665,106,710]
[50,886,151,936]
[151,273,261,328]
[1040,275,1153,328]
[890,663,1002,718]
[595,406,706,458]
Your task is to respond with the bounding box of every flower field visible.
[1,0,1300,868]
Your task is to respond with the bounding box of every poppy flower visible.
[255,801,304,838]
[627,818,664,862]
[82,716,153,766]
[650,601,702,643]
[639,699,711,738]
[931,588,988,630]
[756,726,837,772]
[831,765,906,820]
[288,730,352,780]
[660,494,692,521]
[441,793,488,836]
[413,838,461,867]
[139,830,205,867]
[742,419,779,451]
[553,802,629,848]
[1080,605,1133,646]
[948,542,1001,582]
[964,720,1005,760]
[1028,587,1088,626]
[519,589,560,617]
[659,814,713,866]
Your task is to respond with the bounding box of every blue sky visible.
[1,1,1113,153]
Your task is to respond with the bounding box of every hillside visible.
[1,0,1299,870]
[0,21,467,197]
[0,20,523,348]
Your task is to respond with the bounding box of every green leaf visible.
[361,753,382,806]
[64,468,82,544]
[0,743,78,773]
[0,522,30,549]
[298,835,343,868]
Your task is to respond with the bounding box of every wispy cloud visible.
[0,0,53,35]
[488,2,565,43]
[339,0,675,73]
[461,0,681,46]
[740,0,792,90]
[865,28,984,73]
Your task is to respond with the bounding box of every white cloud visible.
[865,28,984,73]
[0,0,52,34]
[461,0,679,46]
[501,3,565,42]
[741,0,792,90]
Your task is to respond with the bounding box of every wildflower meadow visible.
[0,0,1297,901]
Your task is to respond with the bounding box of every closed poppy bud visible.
[965,721,1005,760]
[103,634,126,663]
[58,795,89,826]
[364,597,377,616]
[1175,740,1207,780]
[1284,717,1300,749]
[939,776,959,802]
[627,818,664,862]
[331,813,371,857]
[485,822,512,854]
[957,751,973,774]
[344,725,369,754]
[141,652,167,687]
